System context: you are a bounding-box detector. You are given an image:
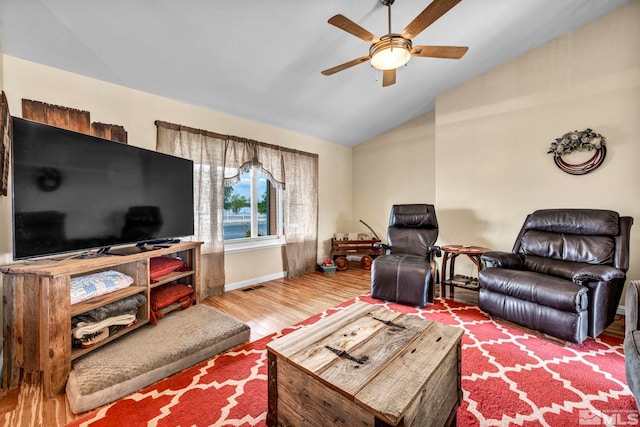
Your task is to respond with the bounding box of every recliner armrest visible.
[626,281,640,336]
[572,265,626,284]
[374,242,390,254]
[428,245,442,258]
[481,251,524,269]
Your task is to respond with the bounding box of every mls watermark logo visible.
[579,409,639,425]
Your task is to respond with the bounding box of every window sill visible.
[224,236,286,253]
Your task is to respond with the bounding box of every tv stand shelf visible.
[70,285,147,317]
[151,269,195,289]
[1,241,202,398]
[70,321,148,361]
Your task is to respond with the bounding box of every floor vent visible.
[241,284,266,292]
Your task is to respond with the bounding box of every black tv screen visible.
[11,117,194,259]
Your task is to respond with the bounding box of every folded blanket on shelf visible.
[71,270,134,305]
[72,294,146,327]
[72,314,137,348]
[73,314,137,339]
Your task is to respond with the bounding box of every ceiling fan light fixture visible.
[322,0,468,86]
[369,35,412,71]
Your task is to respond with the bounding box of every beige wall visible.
[354,1,640,292]
[435,0,640,282]
[352,109,437,240]
[0,56,353,285]
[0,40,3,85]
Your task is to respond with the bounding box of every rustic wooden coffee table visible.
[266,302,463,427]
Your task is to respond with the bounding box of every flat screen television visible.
[11,117,194,260]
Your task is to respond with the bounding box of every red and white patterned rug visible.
[68,295,637,427]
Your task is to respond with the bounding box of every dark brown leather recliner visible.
[370,204,440,307]
[479,209,633,344]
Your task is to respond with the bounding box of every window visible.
[223,167,283,247]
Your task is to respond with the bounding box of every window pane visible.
[223,170,251,240]
[257,173,275,237]
[223,168,279,241]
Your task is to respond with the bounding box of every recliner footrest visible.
[480,268,588,313]
[371,254,432,307]
[479,288,588,343]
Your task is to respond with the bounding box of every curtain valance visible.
[155,120,317,190]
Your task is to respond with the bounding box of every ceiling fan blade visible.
[382,69,396,87]
[321,55,371,76]
[328,14,380,44]
[401,0,463,40]
[411,45,468,59]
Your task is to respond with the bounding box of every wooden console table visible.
[440,244,490,298]
[1,241,201,397]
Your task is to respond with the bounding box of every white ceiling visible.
[0,0,631,147]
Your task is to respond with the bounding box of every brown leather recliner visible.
[479,209,633,344]
[370,204,440,307]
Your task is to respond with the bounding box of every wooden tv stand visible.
[1,241,202,397]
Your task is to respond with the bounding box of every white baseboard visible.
[224,271,287,292]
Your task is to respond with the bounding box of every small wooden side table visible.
[440,245,491,298]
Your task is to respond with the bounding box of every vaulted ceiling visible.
[0,0,631,147]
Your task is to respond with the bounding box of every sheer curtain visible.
[156,121,318,296]
[282,150,318,277]
[156,122,226,299]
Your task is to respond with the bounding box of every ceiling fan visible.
[321,0,468,87]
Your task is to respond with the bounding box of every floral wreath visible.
[547,128,607,175]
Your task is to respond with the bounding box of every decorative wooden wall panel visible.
[1,91,11,196]
[21,99,127,143]
[22,99,91,134]
[91,122,128,144]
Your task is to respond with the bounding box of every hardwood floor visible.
[0,261,626,426]
[204,260,373,342]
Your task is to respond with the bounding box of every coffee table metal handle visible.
[373,317,406,329]
[325,345,369,365]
